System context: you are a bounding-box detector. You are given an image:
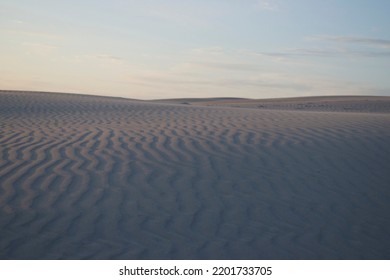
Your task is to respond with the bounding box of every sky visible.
[1,0,390,99]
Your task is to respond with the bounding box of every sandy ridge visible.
[155,95,390,113]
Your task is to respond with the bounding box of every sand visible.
[1,90,390,259]
[156,95,390,113]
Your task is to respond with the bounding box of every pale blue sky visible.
[1,0,389,99]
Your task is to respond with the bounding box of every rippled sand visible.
[1,91,390,259]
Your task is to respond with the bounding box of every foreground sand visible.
[1,91,390,259]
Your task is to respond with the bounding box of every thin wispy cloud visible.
[189,47,225,56]
[94,54,124,63]
[309,35,390,49]
[252,34,390,59]
[22,42,58,55]
[257,48,390,58]
[76,54,125,65]
[189,62,261,72]
[179,47,270,74]
[255,0,279,11]
[2,28,63,40]
[256,48,341,58]
[128,72,308,91]
[125,68,381,99]
[9,19,25,24]
[1,19,64,40]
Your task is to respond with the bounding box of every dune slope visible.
[1,91,390,259]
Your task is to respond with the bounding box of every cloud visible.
[124,68,387,99]
[76,54,125,65]
[244,35,390,59]
[180,47,261,72]
[255,0,279,11]
[9,19,25,25]
[253,47,390,59]
[22,42,58,55]
[94,54,124,63]
[256,48,341,58]
[2,27,64,40]
[126,70,312,93]
[123,42,390,98]
[189,47,225,55]
[181,61,261,72]
[309,35,390,49]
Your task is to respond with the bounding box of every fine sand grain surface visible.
[1,90,390,259]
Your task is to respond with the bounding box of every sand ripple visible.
[1,91,390,259]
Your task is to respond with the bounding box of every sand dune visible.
[1,90,390,259]
[157,95,390,113]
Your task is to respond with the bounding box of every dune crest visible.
[155,95,390,113]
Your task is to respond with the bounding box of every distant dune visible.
[155,95,390,113]
[1,90,390,259]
